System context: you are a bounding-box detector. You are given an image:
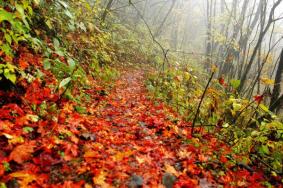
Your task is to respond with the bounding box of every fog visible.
[102,0,283,111]
[110,0,282,52]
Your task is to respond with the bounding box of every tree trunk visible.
[154,0,176,38]
[219,0,249,77]
[238,0,282,92]
[101,0,115,22]
[205,0,212,71]
[217,0,238,75]
[270,49,283,112]
[237,0,262,79]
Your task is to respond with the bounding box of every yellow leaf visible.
[83,150,96,158]
[2,133,14,139]
[233,103,242,111]
[93,170,110,187]
[177,148,192,159]
[211,65,218,73]
[135,155,152,164]
[261,77,275,85]
[8,136,24,145]
[164,163,180,177]
[84,183,93,188]
[136,156,145,164]
[112,150,133,161]
[10,171,37,188]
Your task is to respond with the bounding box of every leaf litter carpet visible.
[0,69,273,187]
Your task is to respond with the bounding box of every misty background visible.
[100,0,283,113]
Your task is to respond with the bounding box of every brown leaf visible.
[9,142,35,164]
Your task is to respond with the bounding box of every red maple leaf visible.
[9,141,36,164]
[220,155,228,163]
[219,77,225,86]
[175,178,198,188]
[0,163,4,177]
[253,95,264,104]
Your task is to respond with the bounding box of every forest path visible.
[90,68,190,186]
[88,68,264,187]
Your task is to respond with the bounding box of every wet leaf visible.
[9,171,37,188]
[59,77,71,88]
[9,142,35,164]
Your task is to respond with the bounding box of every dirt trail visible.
[89,69,265,187]
[91,69,186,186]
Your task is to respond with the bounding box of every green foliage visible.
[36,0,78,34]
[74,105,87,114]
[59,77,72,89]
[111,23,158,65]
[0,63,17,84]
[147,68,196,116]
[2,162,11,172]
[90,58,119,84]
[230,79,241,90]
[0,0,40,57]
[146,62,217,119]
[232,120,283,174]
[146,66,283,176]
[23,126,34,133]
[0,0,42,86]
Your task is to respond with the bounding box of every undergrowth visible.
[146,62,283,183]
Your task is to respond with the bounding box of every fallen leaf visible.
[164,163,180,177]
[112,151,133,162]
[93,170,110,187]
[9,142,36,164]
[10,171,37,188]
[0,164,4,176]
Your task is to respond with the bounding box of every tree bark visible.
[270,49,283,112]
[101,0,115,22]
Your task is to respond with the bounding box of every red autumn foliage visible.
[0,68,281,187]
[9,142,36,164]
[24,79,56,105]
[17,51,42,70]
[0,104,24,120]
[254,95,264,104]
[218,77,225,86]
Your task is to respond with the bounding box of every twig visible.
[169,50,211,56]
[57,65,80,105]
[130,2,169,70]
[245,102,260,127]
[252,154,282,174]
[232,99,255,124]
[191,71,215,136]
[110,0,146,11]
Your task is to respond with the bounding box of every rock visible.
[128,174,143,188]
[162,173,177,188]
